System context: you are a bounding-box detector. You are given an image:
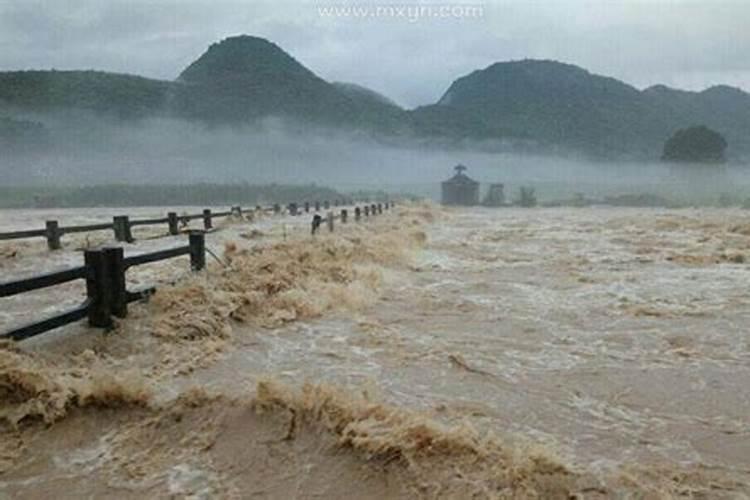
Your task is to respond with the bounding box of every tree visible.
[662,125,727,163]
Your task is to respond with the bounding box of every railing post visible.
[355,207,361,221]
[314,201,320,212]
[304,202,310,213]
[114,216,123,242]
[203,209,212,230]
[341,209,348,223]
[125,217,133,242]
[311,214,323,235]
[324,200,330,210]
[105,247,127,319]
[168,212,179,235]
[189,231,206,271]
[327,212,334,232]
[85,248,113,328]
[45,220,61,251]
[113,216,133,243]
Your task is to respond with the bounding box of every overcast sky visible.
[0,0,748,107]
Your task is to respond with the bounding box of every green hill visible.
[0,70,171,119]
[171,35,405,131]
[425,60,668,158]
[427,59,750,159]
[1,37,750,160]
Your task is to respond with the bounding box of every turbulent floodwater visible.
[1,203,750,498]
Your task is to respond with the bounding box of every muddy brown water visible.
[2,204,750,498]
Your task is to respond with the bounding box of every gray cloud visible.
[1,0,749,107]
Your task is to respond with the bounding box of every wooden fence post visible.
[327,212,334,232]
[311,214,323,235]
[113,217,123,241]
[364,205,370,217]
[288,202,298,216]
[189,231,206,271]
[324,200,330,210]
[105,247,127,319]
[125,217,134,242]
[355,207,361,221]
[113,216,133,243]
[304,202,310,213]
[377,203,383,214]
[341,209,348,223]
[371,204,377,216]
[203,209,213,230]
[45,220,61,251]
[314,201,321,212]
[85,248,113,328]
[168,212,179,235]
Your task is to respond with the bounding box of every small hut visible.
[441,165,479,206]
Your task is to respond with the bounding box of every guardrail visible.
[0,198,365,250]
[1,199,394,341]
[311,201,391,234]
[0,232,206,341]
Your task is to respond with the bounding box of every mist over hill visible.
[1,33,750,187]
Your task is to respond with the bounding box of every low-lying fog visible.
[3,113,749,203]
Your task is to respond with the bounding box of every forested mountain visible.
[1,36,749,160]
[171,36,404,129]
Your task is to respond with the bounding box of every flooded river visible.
[1,203,749,498]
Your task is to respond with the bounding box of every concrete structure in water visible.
[441,165,479,206]
[483,183,505,207]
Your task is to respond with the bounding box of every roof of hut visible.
[442,164,479,186]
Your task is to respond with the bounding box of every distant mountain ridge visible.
[1,35,749,160]
[428,59,750,159]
